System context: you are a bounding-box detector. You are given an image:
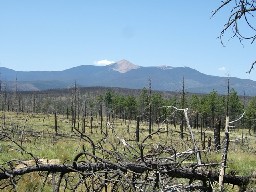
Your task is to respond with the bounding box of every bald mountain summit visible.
[1,59,256,95]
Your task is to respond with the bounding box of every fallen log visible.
[0,162,250,189]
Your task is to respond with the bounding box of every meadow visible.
[0,87,255,191]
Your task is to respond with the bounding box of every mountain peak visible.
[110,59,140,73]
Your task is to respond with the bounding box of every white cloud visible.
[218,66,226,71]
[94,59,115,66]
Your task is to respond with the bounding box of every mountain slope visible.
[108,59,140,73]
[1,60,256,95]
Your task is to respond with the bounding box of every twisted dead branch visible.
[213,0,256,73]
[0,107,252,191]
[0,160,250,190]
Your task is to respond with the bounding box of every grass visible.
[228,151,256,175]
[0,111,256,191]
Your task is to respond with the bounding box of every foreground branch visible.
[0,162,250,189]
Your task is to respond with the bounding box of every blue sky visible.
[0,1,256,80]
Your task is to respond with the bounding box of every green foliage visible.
[229,89,243,119]
[0,104,255,191]
[189,94,200,112]
[104,90,113,109]
[0,86,256,191]
[245,96,256,133]
[124,95,138,118]
[205,90,225,117]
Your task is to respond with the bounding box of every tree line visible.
[1,83,256,135]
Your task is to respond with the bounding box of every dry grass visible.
[0,111,255,191]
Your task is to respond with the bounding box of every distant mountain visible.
[1,59,256,95]
[109,59,140,73]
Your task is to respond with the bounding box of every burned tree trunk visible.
[99,103,103,134]
[54,112,58,136]
[0,161,249,190]
[136,116,140,142]
[214,118,221,151]
[219,116,230,191]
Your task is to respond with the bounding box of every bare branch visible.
[247,60,256,73]
[0,162,250,188]
[213,0,256,71]
[229,111,245,124]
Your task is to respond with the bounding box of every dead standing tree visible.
[218,111,246,191]
[161,106,202,165]
[218,79,246,191]
[0,89,251,191]
[0,127,250,191]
